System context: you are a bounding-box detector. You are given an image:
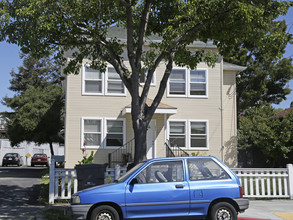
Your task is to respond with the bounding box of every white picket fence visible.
[48,161,293,204]
[232,164,293,199]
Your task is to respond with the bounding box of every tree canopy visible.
[2,53,64,155]
[1,0,292,163]
[238,105,293,167]
[225,20,293,113]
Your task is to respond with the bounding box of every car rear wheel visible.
[209,202,237,220]
[90,205,120,220]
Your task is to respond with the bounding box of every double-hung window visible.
[168,120,208,149]
[106,67,125,95]
[168,68,207,97]
[82,118,102,148]
[82,65,126,96]
[190,70,207,96]
[106,119,124,147]
[83,67,103,95]
[169,121,186,148]
[82,118,125,149]
[169,69,186,96]
[190,121,207,148]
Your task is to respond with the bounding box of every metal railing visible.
[108,138,135,168]
[165,140,190,157]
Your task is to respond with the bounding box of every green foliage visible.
[238,105,293,167]
[78,151,94,165]
[1,53,64,154]
[225,20,293,113]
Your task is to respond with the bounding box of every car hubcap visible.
[217,208,231,220]
[98,212,112,220]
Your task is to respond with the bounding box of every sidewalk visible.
[238,200,293,220]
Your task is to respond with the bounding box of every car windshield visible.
[33,154,47,157]
[5,153,18,157]
[116,162,145,183]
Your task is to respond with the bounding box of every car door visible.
[125,160,190,219]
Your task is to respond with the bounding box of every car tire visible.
[90,205,120,220]
[31,164,34,167]
[209,202,237,220]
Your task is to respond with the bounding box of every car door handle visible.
[175,184,184,189]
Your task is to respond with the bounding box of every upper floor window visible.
[168,68,207,98]
[82,65,126,96]
[168,120,208,150]
[106,67,125,95]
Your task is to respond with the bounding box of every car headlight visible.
[71,195,81,204]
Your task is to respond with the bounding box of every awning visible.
[122,98,177,115]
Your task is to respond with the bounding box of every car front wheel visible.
[90,205,120,220]
[209,202,237,220]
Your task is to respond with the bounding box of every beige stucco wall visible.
[64,58,238,168]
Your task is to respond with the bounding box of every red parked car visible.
[31,154,49,167]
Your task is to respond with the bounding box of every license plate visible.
[38,159,41,161]
[8,158,12,160]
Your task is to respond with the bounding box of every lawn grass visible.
[39,168,71,219]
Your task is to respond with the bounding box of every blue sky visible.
[0,7,293,112]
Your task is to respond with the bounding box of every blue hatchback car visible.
[71,156,249,220]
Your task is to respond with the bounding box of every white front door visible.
[146,120,156,159]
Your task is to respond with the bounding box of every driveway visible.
[0,166,48,220]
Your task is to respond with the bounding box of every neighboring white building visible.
[0,139,64,166]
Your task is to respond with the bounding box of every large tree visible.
[2,53,64,155]
[238,105,293,167]
[225,20,293,113]
[1,0,292,164]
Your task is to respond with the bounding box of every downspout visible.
[164,113,167,156]
[220,59,224,162]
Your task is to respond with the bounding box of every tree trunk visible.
[133,118,148,165]
[49,141,55,156]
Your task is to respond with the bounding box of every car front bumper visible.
[71,204,92,220]
[234,198,249,212]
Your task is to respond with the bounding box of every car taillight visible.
[3,158,6,160]
[15,157,19,161]
[239,186,243,198]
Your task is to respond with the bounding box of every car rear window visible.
[5,153,18,157]
[187,158,230,181]
[33,154,47,157]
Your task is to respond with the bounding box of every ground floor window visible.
[82,117,125,149]
[168,120,208,149]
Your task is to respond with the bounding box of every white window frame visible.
[104,118,126,149]
[167,119,209,150]
[81,117,126,149]
[189,120,209,150]
[167,67,187,97]
[82,65,104,96]
[81,117,103,149]
[167,68,208,98]
[168,120,187,149]
[82,64,126,96]
[105,66,126,96]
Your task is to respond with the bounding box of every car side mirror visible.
[130,178,138,185]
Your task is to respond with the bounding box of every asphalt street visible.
[0,166,47,220]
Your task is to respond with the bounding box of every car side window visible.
[135,160,184,184]
[188,158,230,181]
